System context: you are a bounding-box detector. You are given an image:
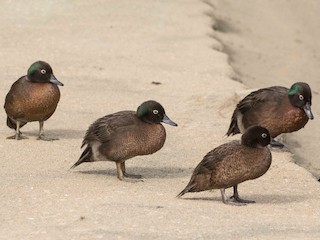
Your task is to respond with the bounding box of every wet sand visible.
[1,1,320,239]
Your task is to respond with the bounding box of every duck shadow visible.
[72,166,190,179]
[52,129,85,139]
[23,128,84,140]
[180,193,308,205]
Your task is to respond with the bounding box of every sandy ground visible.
[211,0,320,178]
[1,0,320,239]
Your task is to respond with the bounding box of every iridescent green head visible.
[27,61,63,86]
[288,82,313,119]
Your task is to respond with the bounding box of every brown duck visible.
[70,100,177,180]
[4,61,63,140]
[177,126,272,206]
[226,82,313,147]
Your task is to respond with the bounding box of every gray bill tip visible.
[303,102,314,120]
[50,74,64,86]
[162,114,178,126]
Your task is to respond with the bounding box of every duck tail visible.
[176,183,196,198]
[6,117,16,129]
[70,145,92,169]
[226,110,240,136]
[6,117,27,130]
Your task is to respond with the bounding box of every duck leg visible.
[220,188,245,206]
[37,121,58,141]
[7,120,28,140]
[116,162,125,180]
[230,185,255,204]
[121,162,142,179]
[115,162,142,181]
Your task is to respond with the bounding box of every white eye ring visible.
[262,133,268,138]
[299,94,304,100]
[153,109,159,115]
[40,69,46,74]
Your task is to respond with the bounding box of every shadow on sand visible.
[72,166,190,179]
[179,193,308,205]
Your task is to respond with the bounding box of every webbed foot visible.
[116,162,143,181]
[7,132,28,140]
[37,134,59,141]
[123,172,142,179]
[230,195,255,204]
[220,188,246,206]
[224,198,247,206]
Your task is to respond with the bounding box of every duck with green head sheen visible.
[226,82,313,148]
[70,100,177,181]
[4,61,63,140]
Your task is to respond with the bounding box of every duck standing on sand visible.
[4,61,64,140]
[177,126,272,206]
[226,82,313,147]
[70,100,177,180]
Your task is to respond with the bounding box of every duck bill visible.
[50,74,64,86]
[303,102,314,120]
[162,114,178,126]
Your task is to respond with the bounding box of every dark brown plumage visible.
[4,61,63,140]
[177,126,272,206]
[226,82,313,147]
[70,100,177,180]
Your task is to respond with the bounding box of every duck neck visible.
[241,137,258,148]
[287,94,297,108]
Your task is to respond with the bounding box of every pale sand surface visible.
[0,1,320,239]
[212,0,320,178]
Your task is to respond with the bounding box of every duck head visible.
[27,61,64,86]
[288,82,313,120]
[137,100,177,126]
[241,125,271,148]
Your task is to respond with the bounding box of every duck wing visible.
[226,86,287,136]
[82,111,137,147]
[237,86,287,113]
